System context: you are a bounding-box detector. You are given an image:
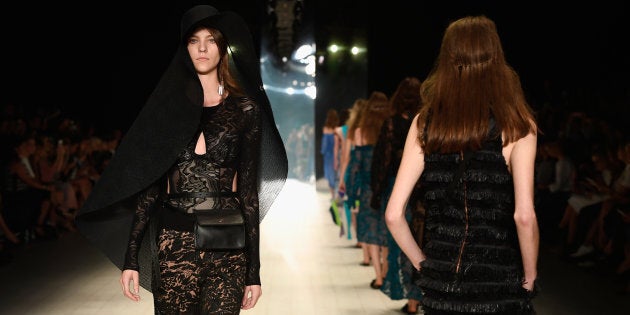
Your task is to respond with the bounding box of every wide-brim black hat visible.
[180,5,224,39]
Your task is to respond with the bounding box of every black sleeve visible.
[238,100,262,285]
[122,182,160,271]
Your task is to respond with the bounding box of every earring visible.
[218,80,224,96]
[218,84,224,96]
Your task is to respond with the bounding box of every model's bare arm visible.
[509,131,539,291]
[385,114,425,270]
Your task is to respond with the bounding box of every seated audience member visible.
[536,141,575,240]
[33,135,77,231]
[571,142,630,260]
[559,151,614,250]
[2,134,55,240]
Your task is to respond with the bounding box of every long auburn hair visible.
[357,91,389,145]
[417,15,537,154]
[390,76,422,117]
[324,109,340,129]
[346,98,368,141]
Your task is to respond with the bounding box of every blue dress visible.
[320,132,337,190]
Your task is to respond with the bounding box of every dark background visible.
[2,1,628,135]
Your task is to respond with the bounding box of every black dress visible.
[417,126,535,314]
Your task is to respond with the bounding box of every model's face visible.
[187,28,221,75]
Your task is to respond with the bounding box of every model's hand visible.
[120,269,141,301]
[241,285,261,310]
[338,181,346,194]
[522,277,537,292]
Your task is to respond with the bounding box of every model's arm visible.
[238,101,262,286]
[509,131,539,291]
[238,100,263,310]
[122,183,159,271]
[385,114,425,270]
[333,131,341,171]
[120,181,160,301]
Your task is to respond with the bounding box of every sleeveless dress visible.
[346,144,387,246]
[417,125,535,314]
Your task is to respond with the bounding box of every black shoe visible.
[370,279,382,289]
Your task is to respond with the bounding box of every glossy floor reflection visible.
[0,178,628,314]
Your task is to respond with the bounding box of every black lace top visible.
[123,95,262,285]
[417,122,535,313]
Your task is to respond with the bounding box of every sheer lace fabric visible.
[123,96,262,285]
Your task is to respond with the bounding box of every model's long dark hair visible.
[417,15,537,154]
[389,76,422,118]
[357,91,389,145]
[324,109,340,129]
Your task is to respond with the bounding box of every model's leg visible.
[199,251,247,315]
[380,245,389,279]
[406,298,421,313]
[369,243,383,287]
[154,229,200,314]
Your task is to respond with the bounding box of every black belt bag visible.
[167,191,246,251]
[194,208,246,250]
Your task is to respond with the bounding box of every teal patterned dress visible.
[346,144,388,246]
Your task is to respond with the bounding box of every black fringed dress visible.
[417,127,535,314]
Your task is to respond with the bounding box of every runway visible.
[1,178,628,314]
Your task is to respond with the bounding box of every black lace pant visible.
[154,229,246,315]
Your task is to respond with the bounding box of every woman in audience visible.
[2,134,55,240]
[559,151,614,250]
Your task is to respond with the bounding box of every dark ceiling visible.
[2,1,628,129]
